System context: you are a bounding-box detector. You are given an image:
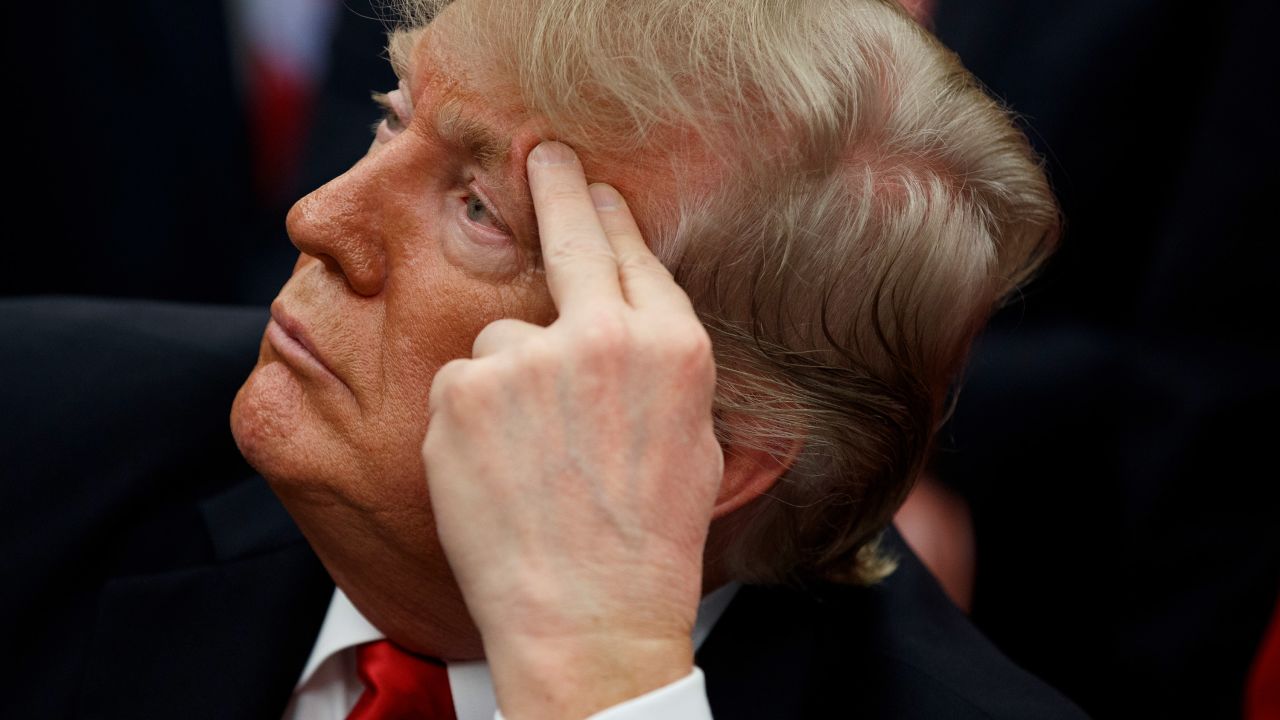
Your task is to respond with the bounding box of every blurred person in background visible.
[2,0,349,304]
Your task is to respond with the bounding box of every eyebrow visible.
[385,27,532,244]
[436,101,535,253]
[386,29,513,175]
[435,100,512,175]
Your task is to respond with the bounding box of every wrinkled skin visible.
[423,146,725,715]
[231,10,785,713]
[232,12,560,659]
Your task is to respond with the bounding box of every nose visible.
[285,156,389,297]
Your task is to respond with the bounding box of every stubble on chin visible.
[230,360,307,479]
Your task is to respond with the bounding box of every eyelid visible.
[370,91,399,139]
[467,181,540,261]
[387,84,412,124]
[467,183,510,234]
[371,84,412,127]
[396,80,414,115]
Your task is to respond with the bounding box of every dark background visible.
[929,1,1279,717]
[4,0,1277,717]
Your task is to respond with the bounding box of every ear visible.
[711,438,804,520]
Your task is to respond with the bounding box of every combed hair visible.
[390,0,1059,584]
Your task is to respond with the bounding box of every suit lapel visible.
[79,477,333,720]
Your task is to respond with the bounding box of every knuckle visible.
[431,373,466,412]
[511,335,560,373]
[431,358,464,388]
[431,360,485,409]
[470,326,495,355]
[671,320,713,356]
[475,318,505,339]
[420,422,445,459]
[617,250,671,278]
[574,311,632,359]
[665,323,715,373]
[472,318,520,355]
[540,180,586,205]
[544,241,614,268]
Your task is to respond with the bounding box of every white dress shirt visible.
[283,584,738,720]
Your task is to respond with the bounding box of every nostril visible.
[284,171,388,297]
[316,253,344,277]
[313,251,383,297]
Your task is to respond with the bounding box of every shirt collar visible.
[295,582,740,719]
[295,587,384,686]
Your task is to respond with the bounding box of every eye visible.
[371,93,402,136]
[464,194,502,230]
[380,100,405,132]
[370,85,412,141]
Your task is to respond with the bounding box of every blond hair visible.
[391,0,1059,584]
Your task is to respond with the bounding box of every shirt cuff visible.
[494,667,712,720]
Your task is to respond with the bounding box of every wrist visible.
[485,632,694,720]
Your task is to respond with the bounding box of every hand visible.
[421,141,723,719]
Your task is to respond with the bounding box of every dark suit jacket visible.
[1,298,1086,719]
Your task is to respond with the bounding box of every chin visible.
[233,356,482,659]
[231,359,317,486]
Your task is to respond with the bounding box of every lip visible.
[267,302,344,385]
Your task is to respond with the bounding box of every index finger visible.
[588,183,696,316]
[527,141,623,313]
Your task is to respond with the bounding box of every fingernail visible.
[530,141,576,165]
[589,183,621,210]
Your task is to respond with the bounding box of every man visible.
[4,0,1084,717]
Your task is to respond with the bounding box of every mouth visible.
[266,302,345,386]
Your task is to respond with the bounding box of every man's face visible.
[231,8,647,658]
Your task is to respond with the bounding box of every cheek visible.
[384,265,555,406]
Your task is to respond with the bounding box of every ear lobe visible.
[712,439,804,520]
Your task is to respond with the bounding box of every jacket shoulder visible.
[0,296,266,466]
[700,530,1089,719]
[0,299,298,719]
[0,297,270,596]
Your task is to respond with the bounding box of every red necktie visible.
[347,640,457,720]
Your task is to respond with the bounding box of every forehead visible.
[385,6,696,229]
[393,12,523,125]
[391,12,552,182]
